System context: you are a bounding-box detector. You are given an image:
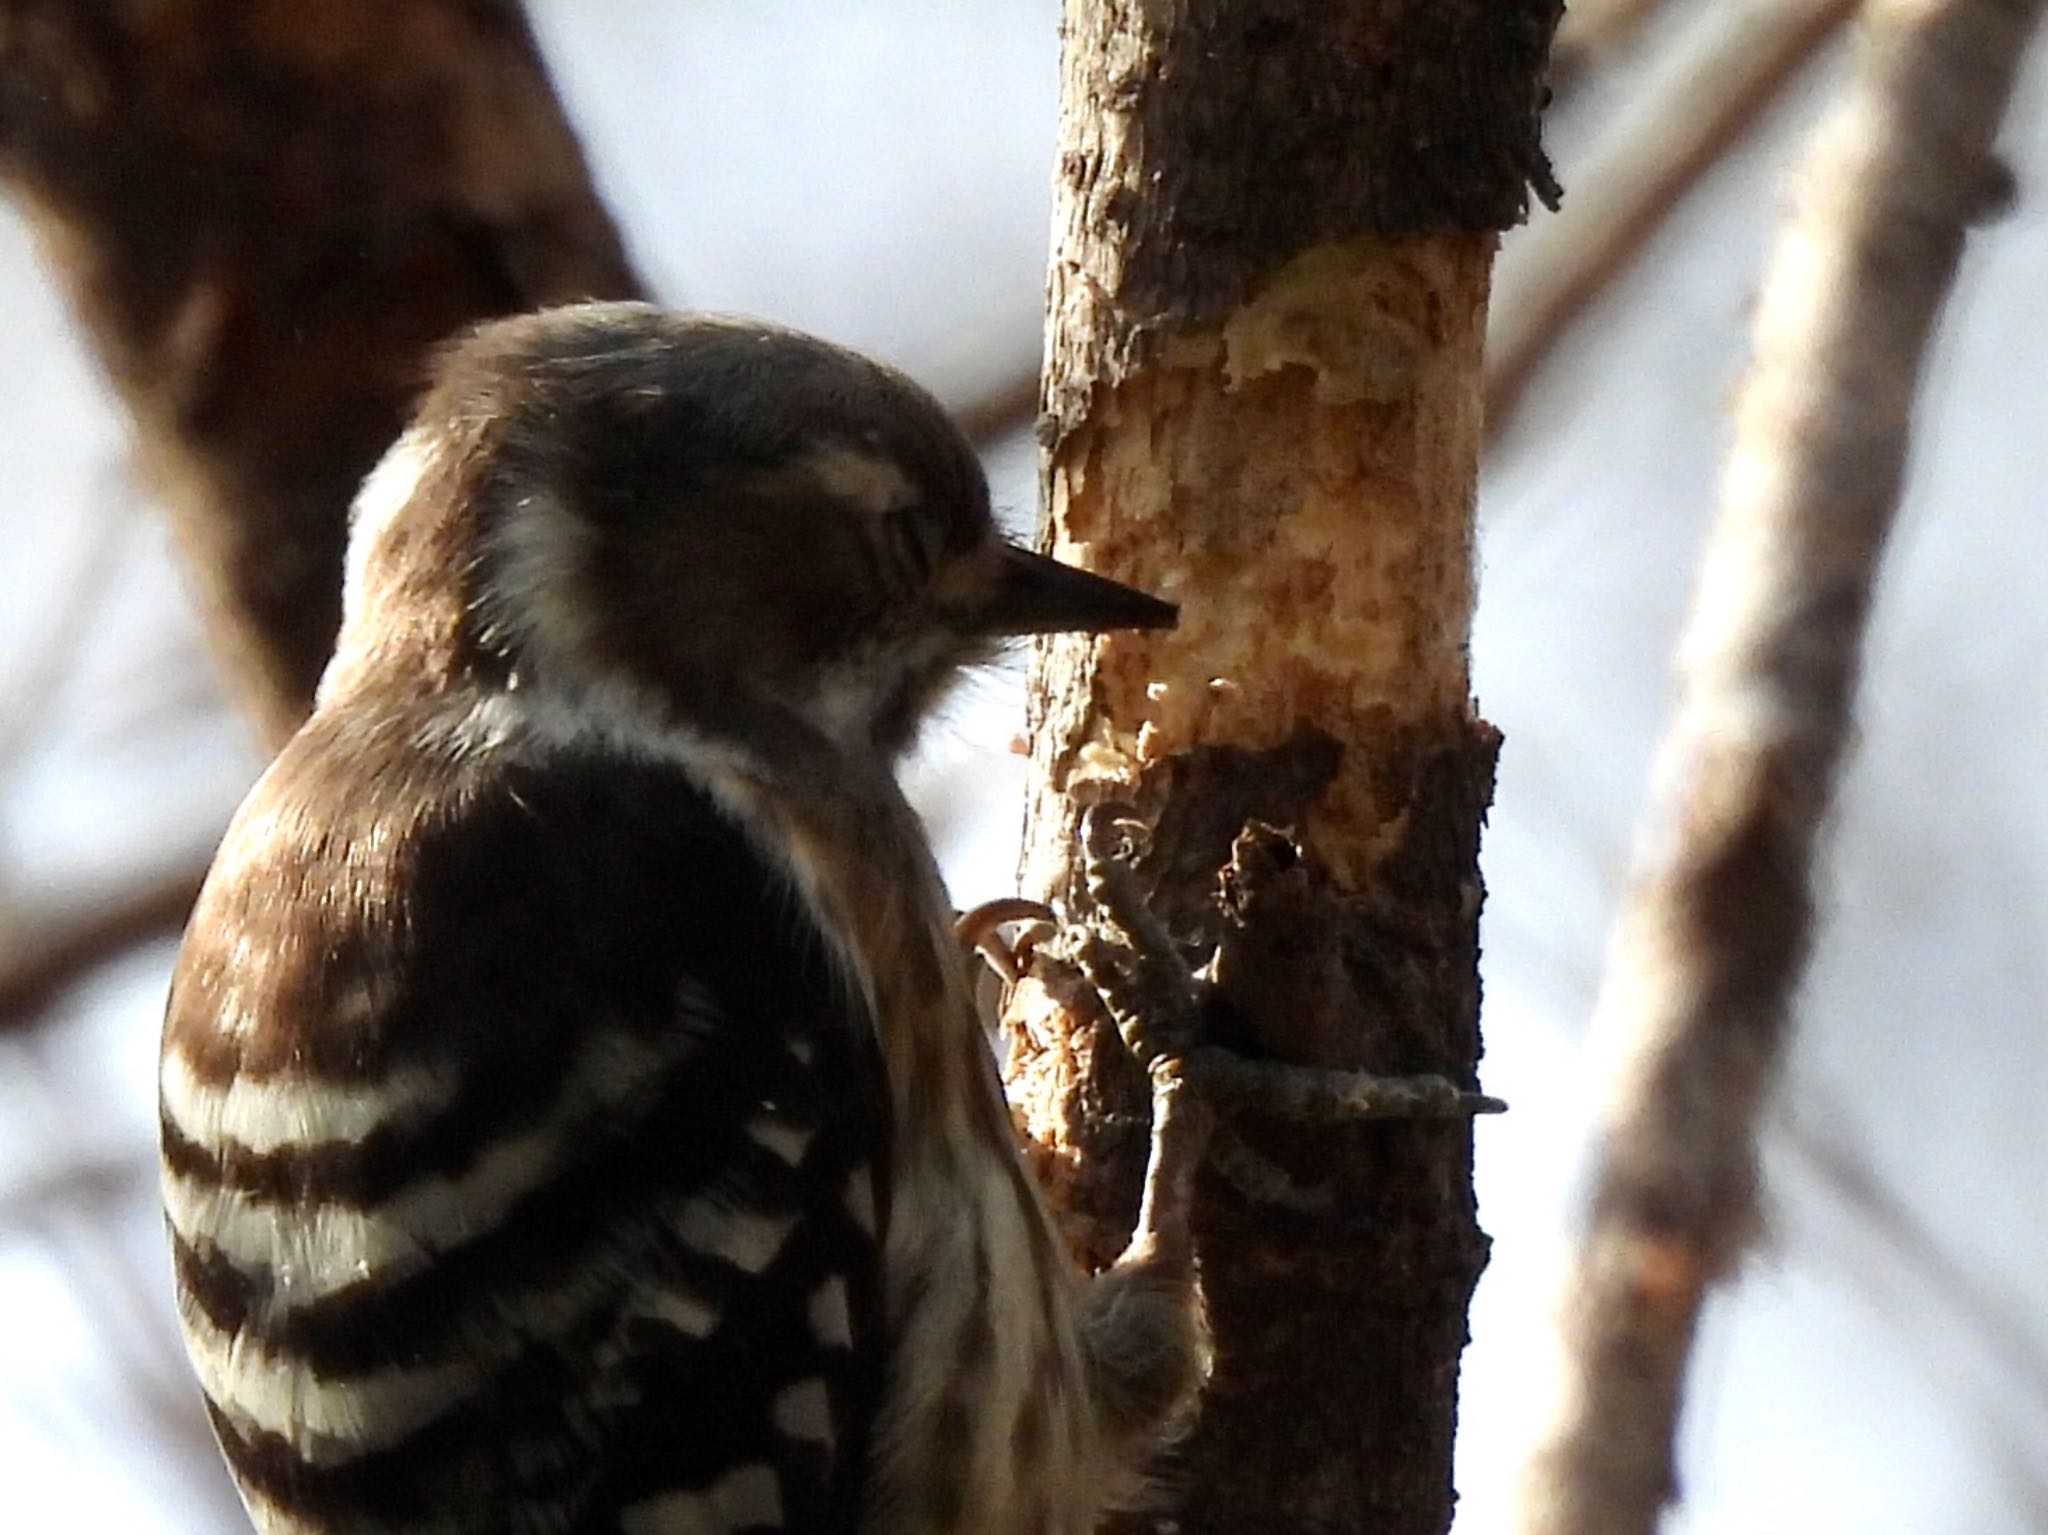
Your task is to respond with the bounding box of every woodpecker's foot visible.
[954,897,1056,984]
[1076,1053,1215,1455]
[1119,1066,1213,1270]
[956,897,1056,1037]
[1069,807,1206,1077]
[1176,1051,1505,1120]
[1071,804,1505,1125]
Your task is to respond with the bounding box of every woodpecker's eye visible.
[887,504,951,585]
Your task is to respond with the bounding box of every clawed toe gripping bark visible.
[955,897,1058,984]
[965,806,1506,1468]
[969,805,1508,1249]
[1076,803,1504,1110]
[1062,803,1504,1240]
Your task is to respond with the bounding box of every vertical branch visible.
[1006,3,1559,1529]
[0,0,643,743]
[1515,2,2047,1533]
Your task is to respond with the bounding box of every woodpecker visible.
[159,303,1203,1535]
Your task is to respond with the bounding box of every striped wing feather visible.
[161,720,890,1535]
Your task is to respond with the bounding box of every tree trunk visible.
[0,0,641,744]
[1004,4,1559,1530]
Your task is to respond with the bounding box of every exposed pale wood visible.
[1007,2,1559,1528]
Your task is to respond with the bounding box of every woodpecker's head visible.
[328,302,1174,756]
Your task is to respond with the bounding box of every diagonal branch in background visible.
[1545,0,1690,95]
[0,0,644,745]
[0,866,206,1026]
[1513,2,2047,1532]
[1486,0,1860,447]
[1784,1113,2048,1424]
[1780,1112,2048,1508]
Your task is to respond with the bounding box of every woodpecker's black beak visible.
[981,545,1178,636]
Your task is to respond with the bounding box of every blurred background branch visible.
[1545,0,1686,94]
[1486,0,1859,444]
[1514,2,2047,1531]
[0,0,644,745]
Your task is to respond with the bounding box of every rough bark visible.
[1006,4,1559,1530]
[1512,2,2047,1532]
[0,0,642,743]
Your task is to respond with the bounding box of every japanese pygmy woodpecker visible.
[160,302,1205,1535]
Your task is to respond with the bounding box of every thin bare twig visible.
[1487,0,1860,445]
[953,369,1040,449]
[0,867,203,1027]
[1547,0,1689,95]
[1784,1115,2048,1417]
[1513,3,2047,1532]
[1782,1114,2048,1508]
[0,477,132,775]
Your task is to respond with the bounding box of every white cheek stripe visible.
[443,673,760,783]
[338,427,438,637]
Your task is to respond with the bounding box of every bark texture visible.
[1512,3,2047,1533]
[1006,4,1559,1530]
[0,0,642,743]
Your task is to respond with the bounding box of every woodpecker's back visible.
[160,304,1197,1535]
[163,705,890,1532]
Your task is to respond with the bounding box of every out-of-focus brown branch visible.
[0,0,644,745]
[952,369,1040,449]
[0,867,206,1026]
[1487,0,1858,445]
[1513,2,2045,1532]
[1546,0,1686,94]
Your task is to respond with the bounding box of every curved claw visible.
[1072,805,1207,1071]
[955,897,1057,983]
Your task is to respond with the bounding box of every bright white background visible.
[2,5,2044,1531]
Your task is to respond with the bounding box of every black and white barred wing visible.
[159,745,889,1534]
